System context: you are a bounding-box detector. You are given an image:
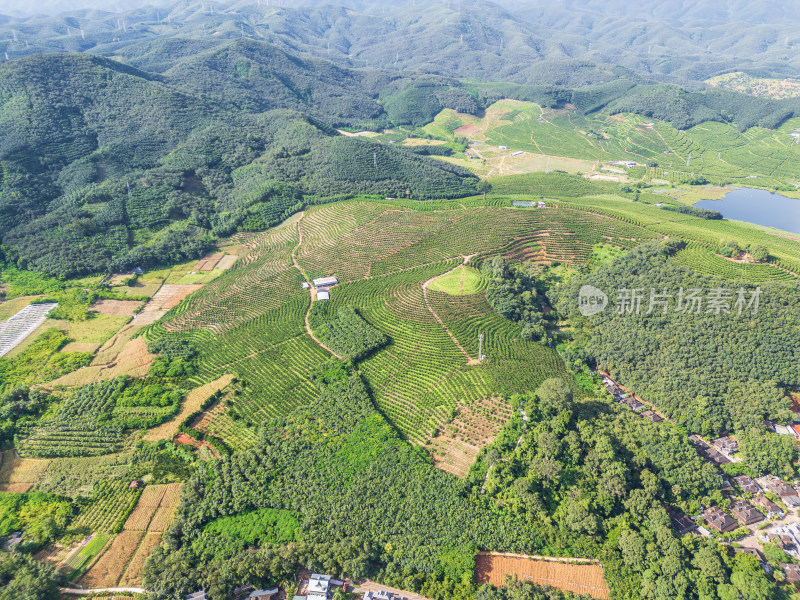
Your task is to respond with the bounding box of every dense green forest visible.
[468,383,779,600]
[553,242,800,475]
[141,362,780,600]
[0,47,478,277]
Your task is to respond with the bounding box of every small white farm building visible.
[313,276,338,288]
[317,291,330,301]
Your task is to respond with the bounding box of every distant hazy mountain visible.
[2,0,800,84]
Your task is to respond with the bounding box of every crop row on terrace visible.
[426,290,568,393]
[310,260,476,443]
[298,202,657,282]
[163,217,303,335]
[672,242,799,282]
[71,480,141,534]
[147,199,664,444]
[556,196,800,275]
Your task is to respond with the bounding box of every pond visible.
[694,187,800,235]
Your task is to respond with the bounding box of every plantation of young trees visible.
[308,304,389,362]
[15,378,185,458]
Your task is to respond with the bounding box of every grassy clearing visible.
[62,314,132,345]
[62,533,112,580]
[588,244,628,266]
[428,265,488,295]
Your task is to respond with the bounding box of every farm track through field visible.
[422,256,479,365]
[292,212,343,360]
[60,587,145,595]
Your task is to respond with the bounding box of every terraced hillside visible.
[150,198,658,446]
[425,100,800,188]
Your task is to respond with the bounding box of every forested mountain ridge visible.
[4,0,800,85]
[0,44,478,277]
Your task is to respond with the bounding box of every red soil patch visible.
[475,552,609,599]
[173,433,220,458]
[454,124,479,136]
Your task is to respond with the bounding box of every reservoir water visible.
[694,187,800,235]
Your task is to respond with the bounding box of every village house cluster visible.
[184,573,403,600]
[600,372,800,580]
[600,375,662,423]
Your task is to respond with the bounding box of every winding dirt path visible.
[61,587,145,595]
[291,213,343,360]
[422,256,480,365]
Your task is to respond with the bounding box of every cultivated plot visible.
[0,302,57,356]
[475,552,610,600]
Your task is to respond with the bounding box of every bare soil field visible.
[43,324,155,387]
[118,532,162,587]
[143,374,235,442]
[79,531,144,588]
[216,254,238,270]
[475,552,609,599]
[90,299,144,316]
[173,433,220,457]
[0,450,51,486]
[425,397,513,478]
[124,484,169,531]
[133,284,204,325]
[0,483,32,492]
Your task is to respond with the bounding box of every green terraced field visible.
[428,265,489,295]
[672,243,798,282]
[146,194,799,446]
[425,100,800,188]
[147,198,665,445]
